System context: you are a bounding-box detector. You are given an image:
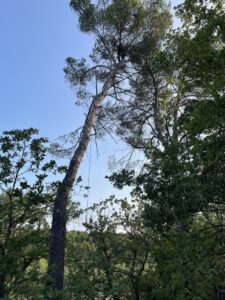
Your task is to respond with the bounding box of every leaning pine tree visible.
[47,0,171,297]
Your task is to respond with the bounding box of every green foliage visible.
[65,0,172,114]
[70,0,97,32]
[1,0,225,298]
[176,0,225,94]
[106,1,225,299]
[151,217,225,299]
[106,169,135,189]
[64,197,154,299]
[104,0,146,33]
[0,129,63,298]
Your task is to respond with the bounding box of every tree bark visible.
[46,63,122,299]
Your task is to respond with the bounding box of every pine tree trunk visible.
[46,63,122,299]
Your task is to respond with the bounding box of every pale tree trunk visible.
[47,63,122,299]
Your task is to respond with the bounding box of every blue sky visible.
[0,0,182,211]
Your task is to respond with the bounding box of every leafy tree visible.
[64,197,154,299]
[175,0,225,218]
[108,0,225,230]
[151,226,219,299]
[0,128,61,299]
[107,1,225,298]
[176,0,225,95]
